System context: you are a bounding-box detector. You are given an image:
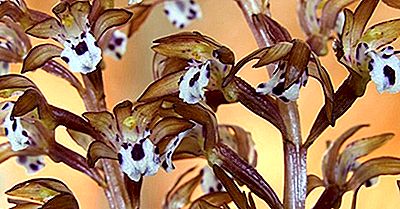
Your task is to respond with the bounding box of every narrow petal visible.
[160,131,189,172]
[127,4,153,37]
[92,9,133,40]
[382,0,400,9]
[105,30,128,60]
[178,60,210,104]
[366,46,400,93]
[22,44,63,73]
[16,155,45,174]
[346,157,400,191]
[336,133,393,185]
[25,17,65,41]
[118,138,160,182]
[163,0,202,29]
[163,166,201,209]
[60,32,102,74]
[360,19,400,49]
[189,192,231,209]
[6,178,79,208]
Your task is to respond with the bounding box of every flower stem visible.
[235,1,307,208]
[81,69,134,209]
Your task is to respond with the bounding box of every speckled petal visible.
[256,65,308,102]
[178,59,210,104]
[105,30,127,60]
[160,131,188,172]
[118,138,160,182]
[200,166,225,194]
[60,32,102,74]
[16,155,45,174]
[366,46,400,93]
[163,0,202,29]
[1,102,31,151]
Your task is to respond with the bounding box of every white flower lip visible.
[178,59,211,104]
[0,61,9,76]
[17,155,45,174]
[200,166,225,194]
[163,0,202,29]
[256,64,308,102]
[366,45,400,94]
[118,138,160,182]
[160,131,188,173]
[105,30,128,60]
[2,102,31,151]
[60,32,102,74]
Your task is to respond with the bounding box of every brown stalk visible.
[81,67,134,209]
[235,0,306,208]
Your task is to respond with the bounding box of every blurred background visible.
[0,0,399,208]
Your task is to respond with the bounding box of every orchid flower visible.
[307,125,400,208]
[23,0,132,74]
[0,75,105,185]
[334,0,400,94]
[298,0,356,55]
[145,32,234,106]
[104,29,128,60]
[162,124,257,209]
[85,100,195,181]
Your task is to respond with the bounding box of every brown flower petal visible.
[307,174,324,196]
[0,75,37,99]
[6,178,79,209]
[173,127,204,160]
[137,70,185,103]
[360,19,400,49]
[212,143,283,209]
[223,42,292,86]
[127,4,153,37]
[346,157,400,191]
[336,133,393,185]
[89,0,115,24]
[320,0,356,36]
[189,192,231,209]
[232,77,285,135]
[92,9,133,40]
[152,32,222,61]
[172,101,218,151]
[0,2,25,25]
[22,44,63,73]
[304,75,370,148]
[212,165,249,209]
[152,117,194,145]
[382,0,400,8]
[322,124,370,184]
[252,13,292,44]
[66,129,94,151]
[308,53,334,123]
[218,125,257,167]
[83,111,118,143]
[87,141,117,167]
[163,166,202,209]
[153,54,188,80]
[282,39,311,88]
[351,0,379,46]
[25,17,63,40]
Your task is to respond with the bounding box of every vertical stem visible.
[235,1,307,208]
[81,70,133,209]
